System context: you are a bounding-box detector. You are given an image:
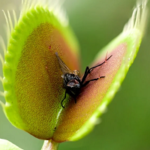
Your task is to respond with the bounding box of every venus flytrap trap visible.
[0,0,148,150]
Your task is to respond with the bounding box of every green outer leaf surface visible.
[2,6,79,139]
[0,139,22,150]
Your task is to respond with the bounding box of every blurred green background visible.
[0,0,150,150]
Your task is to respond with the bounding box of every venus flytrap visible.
[0,0,148,150]
[0,139,22,150]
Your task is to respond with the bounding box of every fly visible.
[55,52,112,108]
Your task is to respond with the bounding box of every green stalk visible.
[42,140,59,150]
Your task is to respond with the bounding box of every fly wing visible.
[55,52,72,74]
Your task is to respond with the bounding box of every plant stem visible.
[41,140,58,150]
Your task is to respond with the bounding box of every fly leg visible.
[61,91,77,108]
[89,55,112,71]
[82,76,105,87]
[67,90,77,104]
[61,91,67,108]
[81,66,91,85]
[81,55,112,85]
